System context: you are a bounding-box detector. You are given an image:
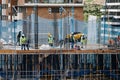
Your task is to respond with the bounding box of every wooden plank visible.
[0,49,120,54]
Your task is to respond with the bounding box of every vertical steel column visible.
[59,7,63,79]
[60,11,62,41]
[0,5,1,39]
[110,54,112,80]
[59,7,63,47]
[53,12,58,46]
[60,51,63,79]
[103,54,105,79]
[67,10,71,49]
[34,1,38,49]
[5,55,8,79]
[12,6,18,79]
[103,0,107,45]
[116,54,119,79]
[97,19,101,44]
[14,20,17,46]
[13,20,17,80]
[13,54,17,79]
[71,7,74,33]
[27,16,31,41]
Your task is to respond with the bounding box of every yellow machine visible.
[73,33,84,41]
[65,32,84,42]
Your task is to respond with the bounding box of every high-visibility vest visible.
[20,37,26,44]
[48,36,53,44]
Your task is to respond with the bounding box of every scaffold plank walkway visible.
[0,49,120,54]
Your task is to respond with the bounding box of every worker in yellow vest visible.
[20,34,26,50]
[48,33,53,47]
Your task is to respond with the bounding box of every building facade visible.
[101,0,120,44]
[12,0,85,47]
[0,0,85,46]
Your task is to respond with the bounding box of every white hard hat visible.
[71,32,74,34]
[22,34,25,36]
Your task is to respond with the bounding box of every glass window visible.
[107,0,120,3]
[48,0,83,3]
[25,0,33,3]
[26,0,83,3]
[77,0,83,3]
[1,15,8,20]
[47,0,64,3]
[2,4,8,9]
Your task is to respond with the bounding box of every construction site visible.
[0,0,120,80]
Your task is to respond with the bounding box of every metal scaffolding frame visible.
[0,50,120,80]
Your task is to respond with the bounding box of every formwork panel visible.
[0,50,120,80]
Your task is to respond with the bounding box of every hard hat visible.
[22,34,25,36]
[71,32,74,34]
[48,33,51,36]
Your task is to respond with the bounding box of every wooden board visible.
[0,49,120,54]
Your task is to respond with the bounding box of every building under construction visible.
[0,0,120,80]
[0,49,119,80]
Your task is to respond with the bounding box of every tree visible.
[83,3,103,21]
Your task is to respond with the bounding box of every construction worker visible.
[26,38,30,50]
[117,35,120,42]
[71,33,75,49]
[81,35,86,48]
[108,39,114,45]
[116,35,120,48]
[20,34,26,50]
[84,36,87,48]
[17,31,21,46]
[48,33,53,47]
